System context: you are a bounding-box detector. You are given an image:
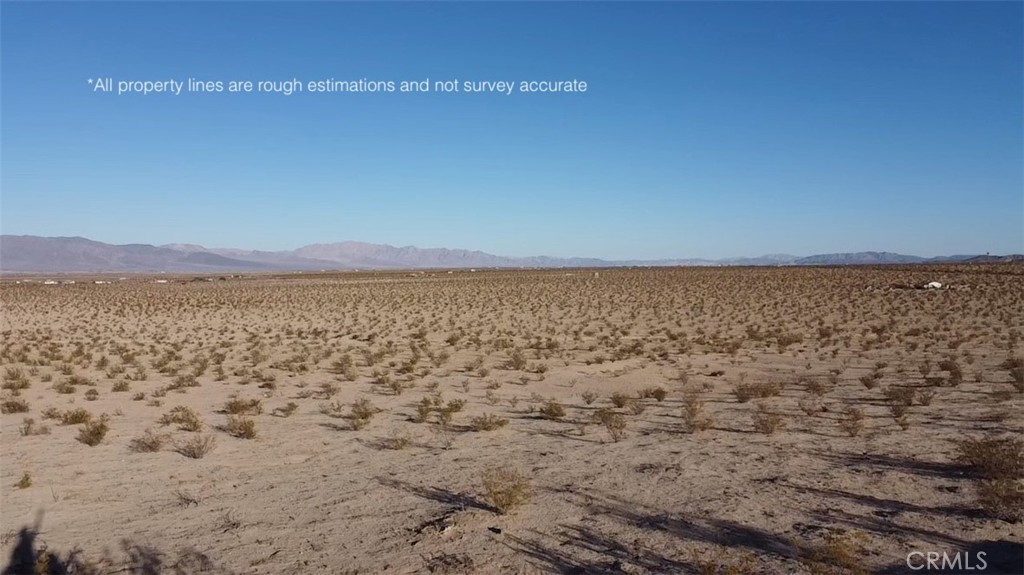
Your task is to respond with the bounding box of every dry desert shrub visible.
[423,552,475,574]
[158,406,203,431]
[223,397,262,415]
[1,397,29,414]
[76,416,109,446]
[273,401,299,417]
[469,413,508,431]
[435,399,465,426]
[176,434,216,459]
[481,466,533,514]
[19,418,50,436]
[626,399,646,415]
[882,385,914,405]
[380,428,413,450]
[680,394,713,433]
[593,408,626,442]
[129,429,168,453]
[2,367,29,391]
[858,374,880,390]
[223,415,256,439]
[838,407,865,437]
[609,392,630,408]
[975,479,1024,522]
[954,437,1023,522]
[804,530,870,575]
[954,437,1023,480]
[798,395,823,416]
[60,408,93,426]
[639,386,668,402]
[732,381,782,403]
[916,389,937,406]
[751,404,786,435]
[690,548,757,575]
[539,400,566,420]
[174,488,203,507]
[1006,357,1024,392]
[348,398,380,430]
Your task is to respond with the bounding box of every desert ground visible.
[1,266,1022,575]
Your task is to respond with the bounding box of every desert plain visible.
[1,265,1022,574]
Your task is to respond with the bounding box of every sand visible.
[1,266,1022,574]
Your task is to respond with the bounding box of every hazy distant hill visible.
[0,236,279,273]
[792,251,926,265]
[0,235,1018,273]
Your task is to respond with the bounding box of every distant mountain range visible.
[0,235,1020,273]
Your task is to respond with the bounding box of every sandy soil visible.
[1,266,1022,574]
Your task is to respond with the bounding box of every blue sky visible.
[2,1,1021,259]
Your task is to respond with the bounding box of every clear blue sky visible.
[2,1,1021,259]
